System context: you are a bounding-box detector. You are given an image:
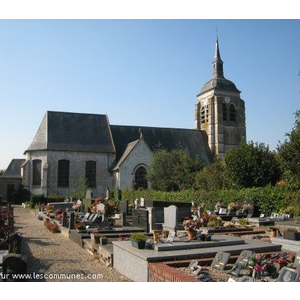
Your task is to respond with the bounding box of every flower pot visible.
[131,240,146,249]
[187,230,197,240]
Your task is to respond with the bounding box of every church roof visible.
[110,125,213,165]
[197,77,240,96]
[1,159,25,179]
[26,111,115,153]
[113,138,140,170]
[197,38,241,97]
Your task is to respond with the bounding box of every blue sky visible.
[0,19,299,170]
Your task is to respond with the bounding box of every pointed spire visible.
[214,38,222,61]
[212,37,224,78]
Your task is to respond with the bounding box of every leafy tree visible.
[72,176,89,199]
[278,110,300,188]
[223,141,282,189]
[195,159,228,191]
[147,148,205,191]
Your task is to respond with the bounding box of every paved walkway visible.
[14,207,130,282]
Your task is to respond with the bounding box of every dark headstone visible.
[8,233,22,254]
[278,267,300,282]
[69,212,75,229]
[2,254,27,282]
[62,211,68,227]
[132,209,149,232]
[0,195,3,206]
[211,252,230,271]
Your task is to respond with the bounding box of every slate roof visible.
[197,77,241,96]
[110,125,213,165]
[1,159,25,179]
[113,138,140,170]
[26,111,115,153]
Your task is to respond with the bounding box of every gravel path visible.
[14,207,130,282]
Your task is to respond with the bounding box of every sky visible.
[0,19,299,170]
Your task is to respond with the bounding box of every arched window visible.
[222,103,227,121]
[230,104,236,122]
[86,161,96,188]
[134,166,148,189]
[58,160,70,187]
[200,105,209,124]
[32,159,42,186]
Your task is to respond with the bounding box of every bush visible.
[30,194,45,208]
[131,233,148,242]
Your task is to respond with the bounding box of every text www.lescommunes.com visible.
[0,272,104,281]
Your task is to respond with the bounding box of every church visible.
[18,38,246,198]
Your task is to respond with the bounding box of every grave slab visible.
[271,237,300,252]
[113,236,282,281]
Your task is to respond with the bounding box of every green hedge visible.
[120,186,300,216]
[29,194,66,209]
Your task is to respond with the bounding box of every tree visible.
[147,148,205,191]
[278,110,300,188]
[195,159,228,191]
[223,141,282,189]
[72,176,89,199]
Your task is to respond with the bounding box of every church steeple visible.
[212,38,224,78]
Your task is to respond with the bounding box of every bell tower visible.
[195,38,246,158]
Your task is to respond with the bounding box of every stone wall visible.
[24,150,115,197]
[0,177,23,200]
[117,138,152,190]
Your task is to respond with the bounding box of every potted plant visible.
[131,233,148,249]
[284,228,300,241]
[183,218,200,240]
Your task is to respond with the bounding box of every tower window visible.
[222,103,227,121]
[200,105,209,124]
[32,159,42,186]
[230,104,236,122]
[58,160,70,187]
[86,161,96,188]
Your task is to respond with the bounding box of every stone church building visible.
[18,39,246,197]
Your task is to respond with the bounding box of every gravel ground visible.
[179,265,253,282]
[14,207,131,282]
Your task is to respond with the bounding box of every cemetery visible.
[2,191,300,282]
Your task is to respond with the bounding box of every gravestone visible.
[227,250,253,277]
[85,189,93,199]
[278,267,300,282]
[119,201,128,215]
[0,195,3,206]
[163,205,178,232]
[8,233,22,254]
[140,198,145,207]
[211,252,231,271]
[293,250,300,267]
[2,254,27,282]
[238,276,254,282]
[69,212,75,229]
[62,211,68,227]
[167,230,176,243]
[132,209,149,232]
[188,259,198,270]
